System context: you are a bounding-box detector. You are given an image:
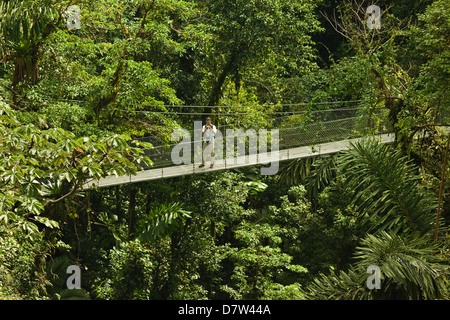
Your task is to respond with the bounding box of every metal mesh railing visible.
[133,107,391,169]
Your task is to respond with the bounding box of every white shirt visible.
[203,124,216,142]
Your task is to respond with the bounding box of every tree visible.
[0,0,66,103]
[193,0,322,110]
[300,139,448,299]
[320,0,415,151]
[401,0,450,186]
[223,221,307,300]
[406,0,449,119]
[302,231,448,300]
[340,139,438,236]
[0,101,152,299]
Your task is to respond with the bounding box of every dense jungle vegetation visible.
[0,0,448,300]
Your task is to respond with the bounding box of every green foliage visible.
[138,202,191,243]
[302,231,448,300]
[58,288,90,300]
[406,0,450,119]
[266,184,357,278]
[183,172,252,236]
[0,0,448,301]
[193,0,322,107]
[46,256,71,294]
[300,137,449,300]
[95,239,155,300]
[0,226,51,299]
[278,154,339,199]
[223,221,307,300]
[0,101,153,299]
[0,102,152,229]
[340,139,438,235]
[46,256,91,300]
[0,0,59,88]
[355,231,447,300]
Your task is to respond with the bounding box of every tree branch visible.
[44,183,80,208]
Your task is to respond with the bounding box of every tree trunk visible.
[128,185,137,238]
[115,185,121,217]
[435,139,449,244]
[206,51,238,114]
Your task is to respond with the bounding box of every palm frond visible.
[302,231,448,299]
[278,156,315,186]
[138,202,191,243]
[355,231,448,300]
[58,288,90,300]
[301,266,369,300]
[46,255,72,294]
[278,153,339,199]
[339,139,438,236]
[305,154,339,199]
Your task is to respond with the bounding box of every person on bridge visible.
[199,117,216,168]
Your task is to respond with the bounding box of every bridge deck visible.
[84,133,395,188]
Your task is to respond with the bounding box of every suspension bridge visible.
[84,107,395,188]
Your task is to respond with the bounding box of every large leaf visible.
[339,139,438,236]
[138,202,191,242]
[354,231,447,300]
[302,231,448,300]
